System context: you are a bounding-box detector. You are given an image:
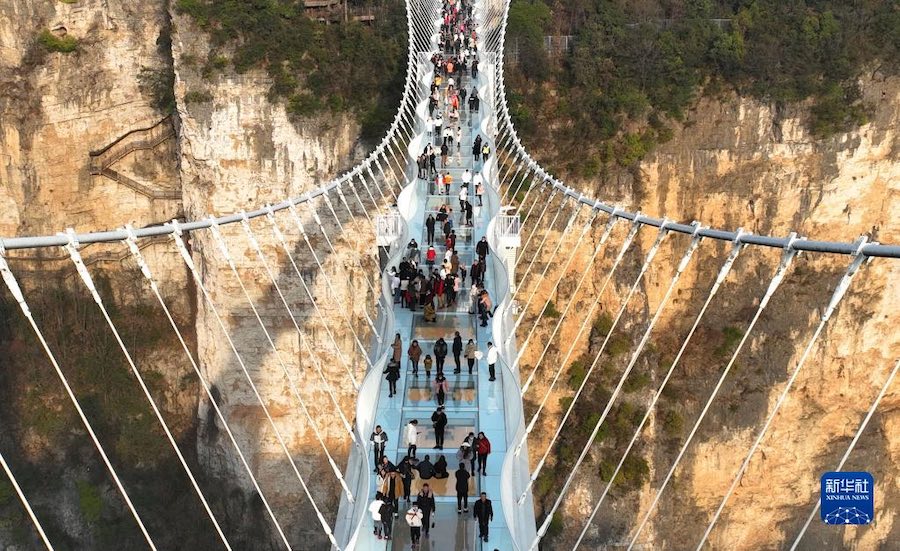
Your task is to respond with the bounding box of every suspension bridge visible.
[1,0,899,550]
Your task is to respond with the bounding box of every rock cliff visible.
[519,75,900,549]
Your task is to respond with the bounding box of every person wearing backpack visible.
[370,425,388,471]
[384,360,400,397]
[417,484,436,539]
[433,338,448,374]
[379,496,395,540]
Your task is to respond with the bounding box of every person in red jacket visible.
[476,432,491,475]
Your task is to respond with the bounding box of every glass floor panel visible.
[412,314,476,341]
[404,373,478,408]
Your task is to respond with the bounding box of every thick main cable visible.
[62,230,232,551]
[627,234,801,550]
[123,227,292,549]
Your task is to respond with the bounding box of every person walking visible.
[476,235,489,260]
[408,339,422,376]
[392,333,402,364]
[472,134,482,162]
[370,492,386,539]
[417,484,436,539]
[473,492,494,542]
[481,143,490,163]
[434,337,448,375]
[463,432,478,474]
[381,468,403,519]
[370,425,388,471]
[473,171,484,205]
[431,405,448,450]
[426,213,436,244]
[465,339,477,374]
[486,341,498,381]
[476,432,491,475]
[384,360,400,397]
[423,354,433,379]
[405,503,424,548]
[406,420,420,459]
[440,142,449,168]
[399,456,416,503]
[433,373,450,406]
[455,463,471,514]
[452,330,463,373]
[434,111,444,146]
[379,494,395,541]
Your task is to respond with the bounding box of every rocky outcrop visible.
[520,74,900,549]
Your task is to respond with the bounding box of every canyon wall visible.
[0,1,381,549]
[520,75,900,550]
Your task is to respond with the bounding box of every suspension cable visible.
[627,233,801,550]
[236,214,357,501]
[526,222,670,531]
[0,449,53,550]
[572,230,745,550]
[514,198,575,302]
[790,356,900,550]
[696,238,870,549]
[517,217,643,501]
[511,212,620,456]
[169,221,339,549]
[265,205,370,426]
[123,227,293,549]
[62,230,232,550]
[0,249,158,550]
[507,205,593,344]
[519,213,637,395]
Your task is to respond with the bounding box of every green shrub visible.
[183,90,213,104]
[617,455,649,489]
[661,409,684,438]
[606,334,630,357]
[622,371,651,393]
[567,360,586,390]
[138,67,176,113]
[593,313,613,336]
[38,30,78,53]
[77,480,102,523]
[543,300,561,318]
[0,479,13,506]
[715,326,744,359]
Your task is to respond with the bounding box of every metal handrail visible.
[487,0,900,260]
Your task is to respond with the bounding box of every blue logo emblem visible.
[821,472,874,525]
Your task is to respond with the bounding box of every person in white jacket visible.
[406,419,420,458]
[486,342,499,382]
[370,492,386,539]
[405,503,424,547]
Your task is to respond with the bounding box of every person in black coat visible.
[417,484,437,539]
[426,214,436,245]
[416,455,435,479]
[433,454,449,479]
[473,492,494,542]
[476,236,489,259]
[379,499,395,540]
[431,406,448,449]
[455,463,470,513]
[452,331,463,373]
[383,360,401,397]
[433,338,448,375]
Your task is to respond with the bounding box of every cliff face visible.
[521,75,900,549]
[0,1,377,549]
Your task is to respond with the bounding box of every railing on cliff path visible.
[1,0,900,550]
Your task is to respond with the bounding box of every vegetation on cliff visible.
[507,0,900,176]
[175,0,408,142]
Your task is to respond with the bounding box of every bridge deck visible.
[361,51,514,551]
